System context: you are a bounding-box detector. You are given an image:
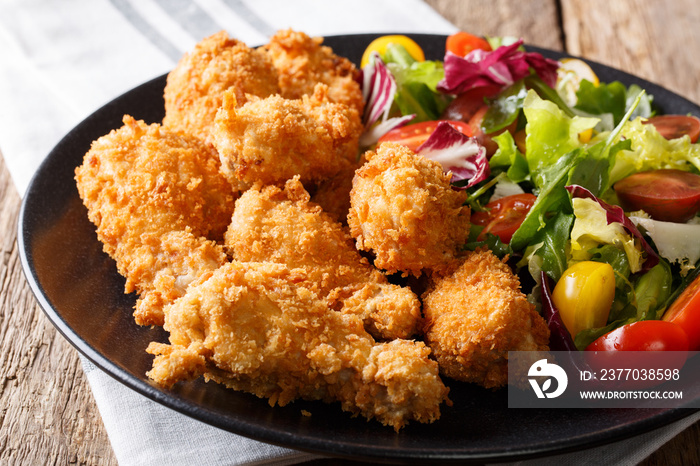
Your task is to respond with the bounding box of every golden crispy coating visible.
[422,249,550,389]
[147,261,449,431]
[264,29,364,115]
[347,142,471,277]
[310,153,365,224]
[225,177,422,340]
[213,84,362,190]
[163,31,279,144]
[75,115,234,325]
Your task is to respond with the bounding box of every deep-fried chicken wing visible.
[163,31,279,144]
[213,84,362,190]
[422,249,550,389]
[147,261,449,430]
[75,115,234,325]
[348,142,471,277]
[225,177,422,340]
[264,29,364,115]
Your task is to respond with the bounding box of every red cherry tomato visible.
[471,193,537,243]
[585,320,689,352]
[377,120,472,152]
[613,169,700,223]
[446,31,492,57]
[643,115,700,143]
[663,274,700,351]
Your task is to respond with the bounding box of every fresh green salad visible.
[359,32,700,354]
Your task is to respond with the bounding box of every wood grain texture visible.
[0,152,118,466]
[560,0,700,105]
[425,0,563,50]
[1,1,698,464]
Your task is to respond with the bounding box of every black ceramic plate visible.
[18,33,700,463]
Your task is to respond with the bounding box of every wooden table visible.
[2,0,699,463]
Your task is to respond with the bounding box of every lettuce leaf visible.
[610,117,700,184]
[384,44,451,122]
[489,131,530,183]
[566,185,659,272]
[522,91,599,188]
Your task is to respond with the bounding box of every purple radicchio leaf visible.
[566,185,660,271]
[416,121,489,189]
[437,39,560,95]
[359,52,415,146]
[540,271,578,352]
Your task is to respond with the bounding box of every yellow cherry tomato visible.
[551,261,615,338]
[360,35,425,68]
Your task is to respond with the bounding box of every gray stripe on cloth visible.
[107,0,183,61]
[221,0,276,37]
[153,0,222,40]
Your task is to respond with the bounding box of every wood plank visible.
[425,0,563,50]
[560,0,700,105]
[0,151,118,465]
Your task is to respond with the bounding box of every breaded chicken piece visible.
[225,177,422,340]
[264,29,364,115]
[146,261,449,431]
[213,84,362,190]
[163,31,279,144]
[75,116,234,326]
[347,142,471,277]
[422,249,550,389]
[310,154,365,224]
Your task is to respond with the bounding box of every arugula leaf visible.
[482,80,528,133]
[464,232,512,259]
[575,80,628,126]
[509,148,579,251]
[575,80,654,127]
[529,211,574,282]
[567,140,610,197]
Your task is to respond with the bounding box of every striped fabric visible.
[0,0,456,196]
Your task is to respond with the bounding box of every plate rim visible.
[16,32,700,463]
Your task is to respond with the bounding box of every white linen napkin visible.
[2,1,698,464]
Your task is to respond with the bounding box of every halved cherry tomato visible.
[663,273,700,351]
[445,31,492,57]
[377,120,472,152]
[643,115,700,143]
[585,320,689,352]
[361,35,425,68]
[471,193,536,243]
[613,169,700,223]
